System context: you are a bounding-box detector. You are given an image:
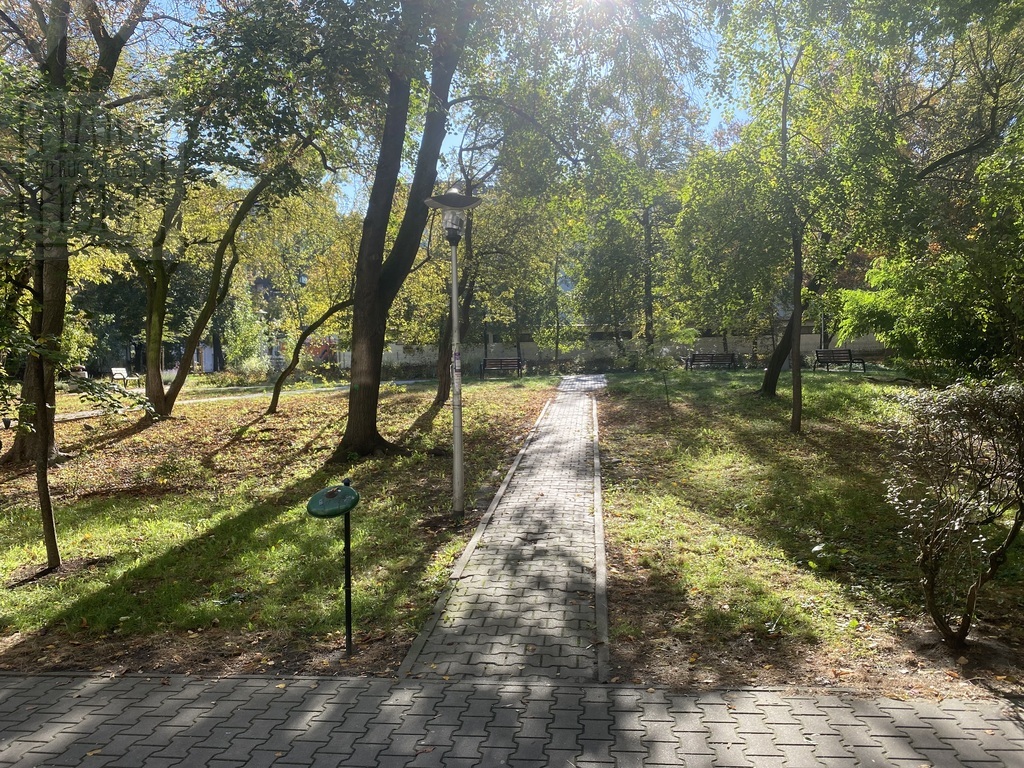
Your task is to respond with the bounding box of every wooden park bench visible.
[480,358,523,379]
[684,352,738,370]
[812,348,866,372]
[111,367,141,386]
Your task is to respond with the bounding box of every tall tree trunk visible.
[336,0,476,457]
[772,41,806,429]
[789,224,804,434]
[642,206,655,349]
[5,0,147,465]
[31,252,61,568]
[335,15,420,457]
[760,310,796,397]
[4,248,69,464]
[434,316,454,409]
[141,259,173,417]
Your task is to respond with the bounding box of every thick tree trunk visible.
[4,248,69,465]
[142,260,172,417]
[433,316,453,409]
[33,275,60,569]
[337,0,475,456]
[27,252,61,567]
[336,292,392,456]
[760,310,797,397]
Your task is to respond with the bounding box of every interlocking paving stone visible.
[399,377,606,684]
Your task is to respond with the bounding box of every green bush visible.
[887,379,1024,648]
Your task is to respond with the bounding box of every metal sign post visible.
[307,479,360,656]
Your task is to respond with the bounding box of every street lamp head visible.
[442,207,467,245]
[424,186,482,247]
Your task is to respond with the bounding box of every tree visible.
[672,144,790,354]
[0,0,165,462]
[836,9,1024,378]
[335,0,480,457]
[710,0,933,425]
[131,0,377,418]
[336,0,699,455]
[591,57,696,351]
[257,190,362,414]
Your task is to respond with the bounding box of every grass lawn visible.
[1,378,555,676]
[599,370,1024,698]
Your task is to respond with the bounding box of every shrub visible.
[887,380,1024,648]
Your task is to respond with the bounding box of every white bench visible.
[111,367,141,386]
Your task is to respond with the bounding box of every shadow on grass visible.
[402,403,443,447]
[0,454,468,671]
[600,371,936,662]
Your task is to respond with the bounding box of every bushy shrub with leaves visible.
[887,380,1024,648]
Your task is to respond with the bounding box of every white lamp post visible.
[425,187,482,520]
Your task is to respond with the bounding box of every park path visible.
[2,376,1023,766]
[398,374,609,682]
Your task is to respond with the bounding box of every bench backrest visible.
[111,367,128,377]
[815,349,853,361]
[690,353,734,361]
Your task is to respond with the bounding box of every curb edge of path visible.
[591,394,611,683]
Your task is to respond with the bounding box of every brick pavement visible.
[398,374,609,683]
[1,674,1022,766]
[2,375,1024,766]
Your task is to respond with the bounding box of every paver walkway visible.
[399,375,608,683]
[2,375,1023,767]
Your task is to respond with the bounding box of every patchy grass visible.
[0,378,555,677]
[600,370,1024,698]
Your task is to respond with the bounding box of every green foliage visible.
[60,309,98,368]
[0,61,167,260]
[887,379,1024,647]
[672,144,789,339]
[222,290,268,374]
[0,315,30,423]
[69,376,157,420]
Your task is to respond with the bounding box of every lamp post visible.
[425,187,482,520]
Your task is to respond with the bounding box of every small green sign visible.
[307,483,360,518]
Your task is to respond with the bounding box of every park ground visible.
[1,372,1022,701]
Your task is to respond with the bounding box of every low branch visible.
[102,89,159,109]
[266,297,355,415]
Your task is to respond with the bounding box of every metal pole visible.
[343,511,353,656]
[450,240,465,520]
[344,509,353,656]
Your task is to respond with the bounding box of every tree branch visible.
[447,94,583,166]
[266,296,355,415]
[0,9,42,62]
